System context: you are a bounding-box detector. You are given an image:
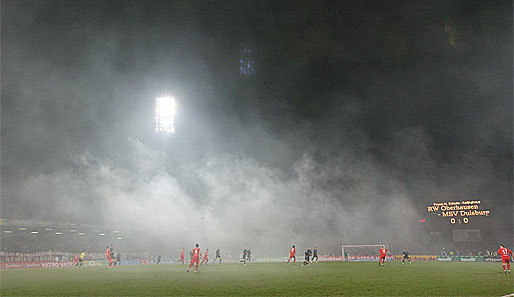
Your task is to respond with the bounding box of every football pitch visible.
[1,262,513,296]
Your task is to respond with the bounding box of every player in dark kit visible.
[312,247,319,262]
[212,247,221,264]
[110,245,116,267]
[302,248,312,267]
[402,249,411,264]
[247,248,252,263]
[240,248,248,266]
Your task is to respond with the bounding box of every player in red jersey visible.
[201,249,209,265]
[106,245,113,268]
[73,254,79,267]
[287,245,296,264]
[187,244,201,273]
[378,245,390,266]
[498,244,513,274]
[180,248,185,264]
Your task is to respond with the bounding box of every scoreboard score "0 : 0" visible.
[450,217,468,224]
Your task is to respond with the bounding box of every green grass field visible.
[1,262,513,296]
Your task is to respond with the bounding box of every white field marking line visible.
[500,293,514,297]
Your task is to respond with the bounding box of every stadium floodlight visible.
[99,233,105,236]
[70,229,77,232]
[117,237,122,240]
[18,227,26,231]
[78,232,85,235]
[155,95,177,134]
[45,228,53,231]
[113,230,120,233]
[93,229,99,232]
[3,230,12,234]
[55,232,63,235]
[30,231,38,234]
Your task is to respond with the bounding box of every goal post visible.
[342,244,393,261]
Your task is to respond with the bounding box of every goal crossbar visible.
[342,245,385,247]
[341,244,391,261]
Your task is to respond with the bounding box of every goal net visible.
[342,244,393,261]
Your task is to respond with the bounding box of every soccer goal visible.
[341,244,392,261]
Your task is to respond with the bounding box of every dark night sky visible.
[1,0,512,252]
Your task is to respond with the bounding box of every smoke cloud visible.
[1,0,511,257]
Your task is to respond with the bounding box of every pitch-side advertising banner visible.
[0,261,74,269]
[347,255,395,261]
[484,257,502,262]
[341,255,437,262]
[436,256,485,262]
[319,256,346,262]
[393,255,437,262]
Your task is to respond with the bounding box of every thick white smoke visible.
[17,136,425,256]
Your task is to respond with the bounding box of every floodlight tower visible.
[155,95,177,135]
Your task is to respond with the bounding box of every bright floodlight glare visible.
[155,96,177,134]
